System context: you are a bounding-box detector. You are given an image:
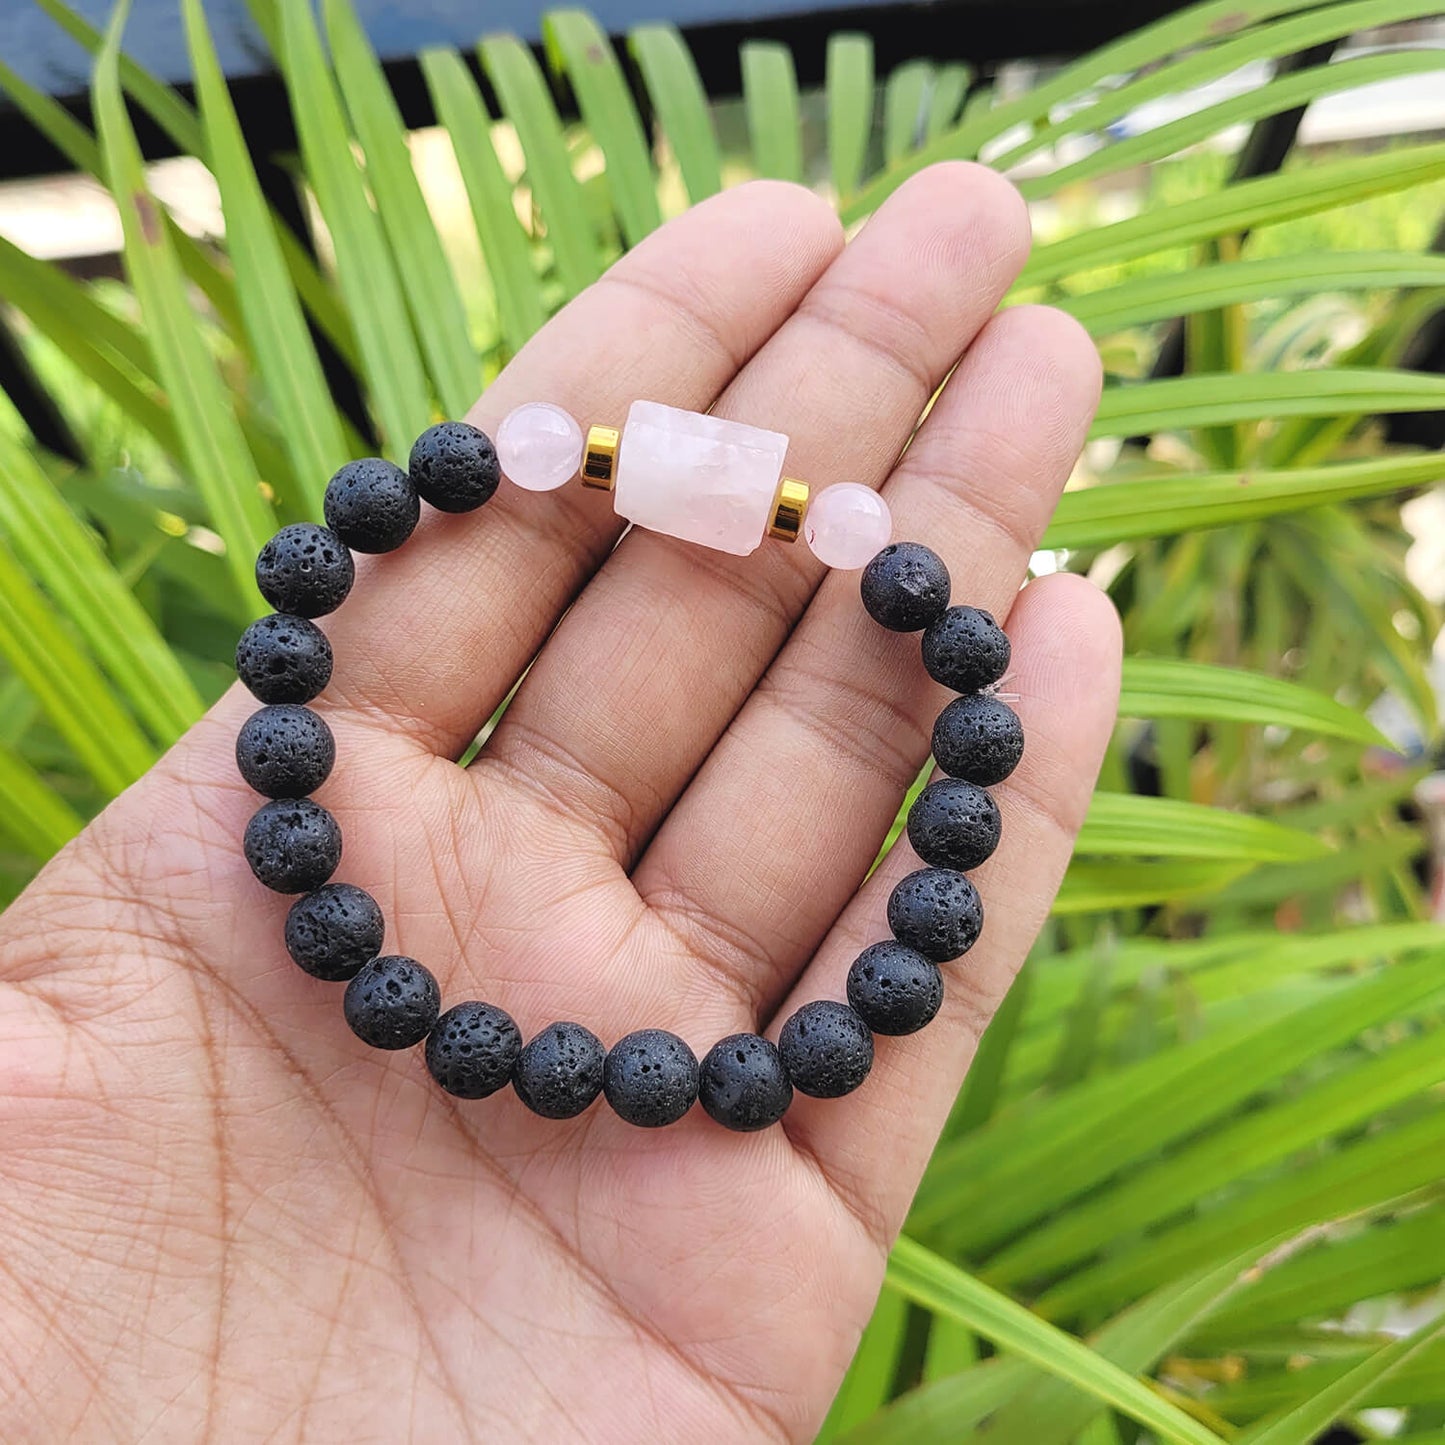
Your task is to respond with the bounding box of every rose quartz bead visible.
[804,483,892,569]
[496,402,584,492]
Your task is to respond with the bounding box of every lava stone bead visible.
[234,613,333,704]
[425,1001,522,1098]
[243,798,342,894]
[323,457,421,553]
[922,605,1011,694]
[907,778,1002,872]
[255,523,355,618]
[285,883,384,982]
[846,941,944,1036]
[235,704,335,799]
[778,1000,874,1099]
[698,1033,793,1132]
[887,867,983,963]
[932,693,1025,786]
[603,1029,699,1128]
[513,1021,607,1119]
[343,955,441,1050]
[409,421,500,513]
[860,542,951,632]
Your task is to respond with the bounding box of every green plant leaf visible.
[1091,368,1445,438]
[1045,452,1445,548]
[0,743,85,858]
[629,24,722,205]
[817,1287,909,1440]
[882,60,931,167]
[544,10,661,247]
[742,40,804,183]
[94,0,273,609]
[0,431,201,743]
[1023,144,1445,287]
[480,32,603,299]
[419,47,548,359]
[884,1238,1226,1445]
[1077,792,1330,861]
[325,0,479,421]
[827,33,874,201]
[183,0,348,511]
[0,535,155,795]
[1237,1312,1445,1444]
[1053,858,1251,912]
[276,0,433,457]
[1117,657,1389,746]
[1023,45,1445,202]
[926,63,970,138]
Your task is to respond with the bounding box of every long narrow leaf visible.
[629,24,723,205]
[0,744,85,858]
[827,33,874,201]
[885,1238,1226,1445]
[1077,792,1330,861]
[544,10,661,247]
[742,41,804,183]
[94,2,273,609]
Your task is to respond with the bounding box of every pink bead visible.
[497,402,584,492]
[804,483,892,569]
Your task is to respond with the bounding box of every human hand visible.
[0,163,1119,1442]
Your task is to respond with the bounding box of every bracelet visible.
[231,402,1023,1131]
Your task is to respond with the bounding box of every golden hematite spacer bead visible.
[580,424,620,490]
[768,478,809,543]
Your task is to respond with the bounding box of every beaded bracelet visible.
[232,401,1024,1131]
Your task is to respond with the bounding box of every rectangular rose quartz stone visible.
[613,400,790,557]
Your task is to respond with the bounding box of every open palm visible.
[0,165,1119,1442]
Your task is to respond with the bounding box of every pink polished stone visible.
[614,400,789,556]
[497,402,584,492]
[804,483,892,569]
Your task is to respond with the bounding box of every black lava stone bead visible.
[255,523,355,618]
[235,704,335,799]
[887,867,983,963]
[698,1033,793,1132]
[603,1029,699,1128]
[778,1000,874,1099]
[932,693,1025,786]
[409,422,500,513]
[243,798,342,894]
[285,883,384,982]
[907,778,1002,872]
[513,1021,607,1119]
[234,613,333,704]
[860,542,951,632]
[846,941,944,1036]
[323,457,421,553]
[425,1001,522,1098]
[922,605,1011,694]
[343,955,441,1050]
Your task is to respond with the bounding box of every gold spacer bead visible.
[768,477,809,543]
[580,424,620,491]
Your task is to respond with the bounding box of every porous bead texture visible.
[778,1000,874,1099]
[235,613,333,704]
[698,1033,793,1132]
[888,867,983,963]
[907,778,1002,872]
[512,1022,606,1119]
[343,955,440,1050]
[285,883,384,982]
[846,942,944,1036]
[425,1001,522,1099]
[255,523,354,618]
[603,1029,699,1128]
[932,693,1025,786]
[235,704,335,799]
[922,606,1011,694]
[244,798,342,894]
[323,457,420,553]
[409,422,500,513]
[860,542,950,632]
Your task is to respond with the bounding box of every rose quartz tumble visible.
[497,402,584,492]
[804,483,892,569]
[614,400,789,556]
